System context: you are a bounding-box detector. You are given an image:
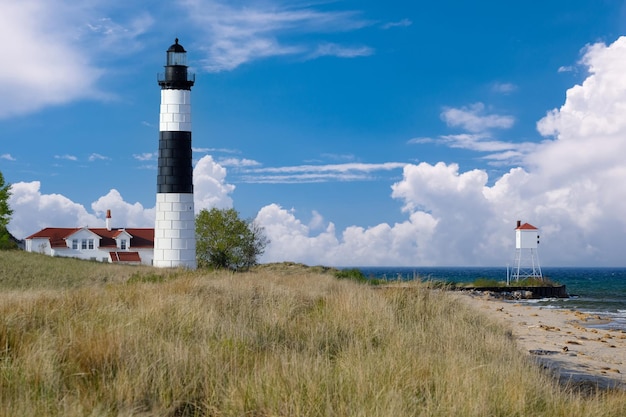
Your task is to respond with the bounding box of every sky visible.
[3,0,626,267]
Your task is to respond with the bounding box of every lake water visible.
[353,267,626,331]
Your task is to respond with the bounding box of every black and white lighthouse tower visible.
[154,39,196,268]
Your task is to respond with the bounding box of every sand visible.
[457,292,626,390]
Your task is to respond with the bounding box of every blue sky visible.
[3,0,626,266]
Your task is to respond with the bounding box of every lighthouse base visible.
[154,193,196,268]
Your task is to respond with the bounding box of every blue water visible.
[353,267,626,330]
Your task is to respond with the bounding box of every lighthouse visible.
[154,39,196,268]
[510,220,542,282]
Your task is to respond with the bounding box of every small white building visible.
[24,212,154,265]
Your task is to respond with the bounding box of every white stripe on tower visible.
[154,38,196,268]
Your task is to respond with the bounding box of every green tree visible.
[195,207,269,270]
[0,171,16,250]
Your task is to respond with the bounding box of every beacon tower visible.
[511,220,542,282]
[154,39,196,268]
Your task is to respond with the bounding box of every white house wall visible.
[516,230,539,249]
[26,238,51,255]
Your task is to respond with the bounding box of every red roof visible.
[25,227,154,248]
[26,227,81,248]
[516,222,538,230]
[110,251,142,263]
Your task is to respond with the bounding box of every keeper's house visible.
[24,211,154,266]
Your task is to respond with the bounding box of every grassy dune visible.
[1,251,625,416]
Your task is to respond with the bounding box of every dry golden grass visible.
[1,251,626,416]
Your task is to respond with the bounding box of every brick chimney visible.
[106,210,112,231]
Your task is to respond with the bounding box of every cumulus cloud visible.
[256,203,438,266]
[8,155,235,239]
[91,189,154,228]
[193,155,235,210]
[8,181,101,238]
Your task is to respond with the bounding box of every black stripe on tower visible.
[157,131,193,193]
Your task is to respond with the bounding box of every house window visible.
[88,239,94,250]
[120,239,127,250]
[81,239,87,249]
[72,239,78,250]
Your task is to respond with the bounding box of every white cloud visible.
[181,0,373,71]
[309,43,374,59]
[54,154,78,161]
[7,181,101,238]
[0,1,102,118]
[8,155,235,239]
[193,155,235,210]
[407,137,435,145]
[491,82,517,94]
[193,147,240,154]
[438,133,513,152]
[409,133,538,166]
[91,189,154,227]
[441,103,515,133]
[81,13,154,53]
[1,154,16,161]
[217,158,262,167]
[133,152,157,161]
[0,1,155,118]
[319,153,356,162]
[381,18,412,30]
[89,153,110,162]
[256,203,438,266]
[243,162,406,183]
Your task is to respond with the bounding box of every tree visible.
[195,207,269,270]
[0,171,16,250]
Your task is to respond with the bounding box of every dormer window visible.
[120,239,127,250]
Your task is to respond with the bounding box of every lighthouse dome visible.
[167,38,186,53]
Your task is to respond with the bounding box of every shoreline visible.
[456,292,626,390]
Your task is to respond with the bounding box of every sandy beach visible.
[458,292,626,390]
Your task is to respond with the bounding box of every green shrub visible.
[472,278,506,287]
[335,268,368,283]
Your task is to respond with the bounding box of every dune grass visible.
[1,251,625,416]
